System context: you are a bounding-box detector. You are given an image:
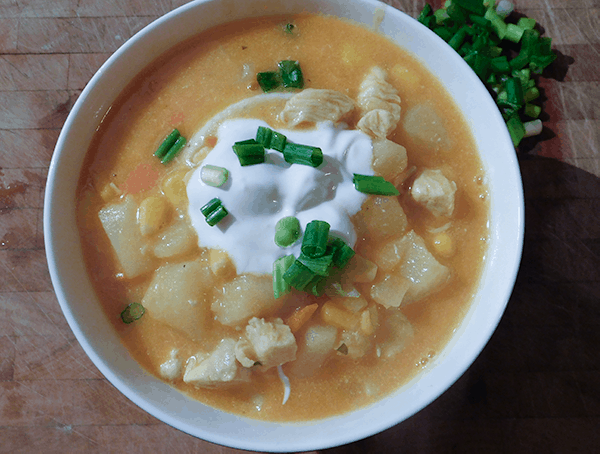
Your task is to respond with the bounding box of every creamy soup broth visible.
[77,13,489,421]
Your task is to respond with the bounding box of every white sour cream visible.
[186,118,373,274]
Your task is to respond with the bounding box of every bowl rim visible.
[44,0,524,451]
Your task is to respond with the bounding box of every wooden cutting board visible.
[1,0,598,452]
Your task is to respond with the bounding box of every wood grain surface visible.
[1,0,599,452]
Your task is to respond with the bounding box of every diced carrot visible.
[286,303,318,333]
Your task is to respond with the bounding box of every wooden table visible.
[1,0,598,452]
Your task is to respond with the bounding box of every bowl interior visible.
[44,0,523,451]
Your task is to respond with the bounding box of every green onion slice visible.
[200,164,229,187]
[232,139,265,166]
[161,135,187,164]
[283,260,316,291]
[352,173,399,196]
[297,252,334,277]
[301,220,330,258]
[200,197,222,217]
[274,216,301,247]
[154,129,180,159]
[256,126,287,152]
[120,302,145,324]
[283,143,323,167]
[273,254,295,298]
[329,237,356,269]
[205,205,229,227]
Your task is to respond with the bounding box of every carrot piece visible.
[286,303,318,333]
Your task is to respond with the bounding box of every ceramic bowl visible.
[44,0,524,451]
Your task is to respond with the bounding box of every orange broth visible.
[76,14,489,421]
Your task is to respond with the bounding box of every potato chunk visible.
[286,324,338,378]
[235,317,297,370]
[138,195,171,236]
[372,139,408,181]
[212,274,285,327]
[183,339,250,387]
[98,195,153,278]
[403,102,449,148]
[141,259,212,340]
[153,220,197,259]
[378,309,414,358]
[355,195,407,241]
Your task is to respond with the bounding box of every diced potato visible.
[334,295,368,313]
[356,196,407,241]
[209,248,235,280]
[370,274,410,308]
[141,259,212,340]
[344,254,378,283]
[320,301,361,331]
[161,170,188,208]
[98,195,153,278]
[390,64,421,92]
[212,274,285,327]
[183,339,250,387]
[339,329,372,359]
[286,324,337,378]
[378,309,414,358]
[402,103,449,149]
[138,195,171,236]
[372,139,408,181]
[99,182,122,202]
[154,220,197,259]
[398,231,450,304]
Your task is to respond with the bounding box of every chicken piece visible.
[235,317,297,370]
[159,349,182,381]
[411,169,457,217]
[280,88,355,126]
[356,67,401,139]
[183,339,249,387]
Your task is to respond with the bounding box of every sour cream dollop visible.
[187,118,374,274]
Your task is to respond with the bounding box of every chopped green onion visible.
[524,103,541,119]
[283,260,316,291]
[161,136,186,164]
[256,126,287,152]
[297,252,334,276]
[491,56,511,74]
[120,302,145,324]
[454,0,485,16]
[524,119,543,137]
[524,86,540,102]
[154,129,180,159]
[274,216,301,247]
[257,71,281,92]
[278,60,304,89]
[352,173,399,196]
[232,139,265,166]
[301,220,330,258]
[330,237,356,269]
[505,23,525,43]
[200,197,222,217]
[273,254,295,298]
[284,23,295,34]
[205,205,228,227]
[306,274,327,296]
[283,143,323,167]
[517,17,536,31]
[200,164,229,187]
[506,114,526,146]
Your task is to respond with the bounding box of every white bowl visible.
[44,0,524,451]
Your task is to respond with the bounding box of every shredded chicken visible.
[356,67,401,139]
[411,169,457,217]
[183,339,249,387]
[280,88,355,126]
[235,317,297,370]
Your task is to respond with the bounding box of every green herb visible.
[120,302,145,324]
[257,71,281,92]
[232,139,265,166]
[297,252,334,277]
[278,60,304,89]
[154,129,180,159]
[200,164,229,187]
[283,143,323,167]
[329,237,356,269]
[284,23,295,34]
[274,216,301,247]
[352,173,399,196]
[282,259,316,291]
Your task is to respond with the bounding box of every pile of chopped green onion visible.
[418,0,557,147]
[273,220,356,298]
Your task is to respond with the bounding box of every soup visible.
[76,13,489,421]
